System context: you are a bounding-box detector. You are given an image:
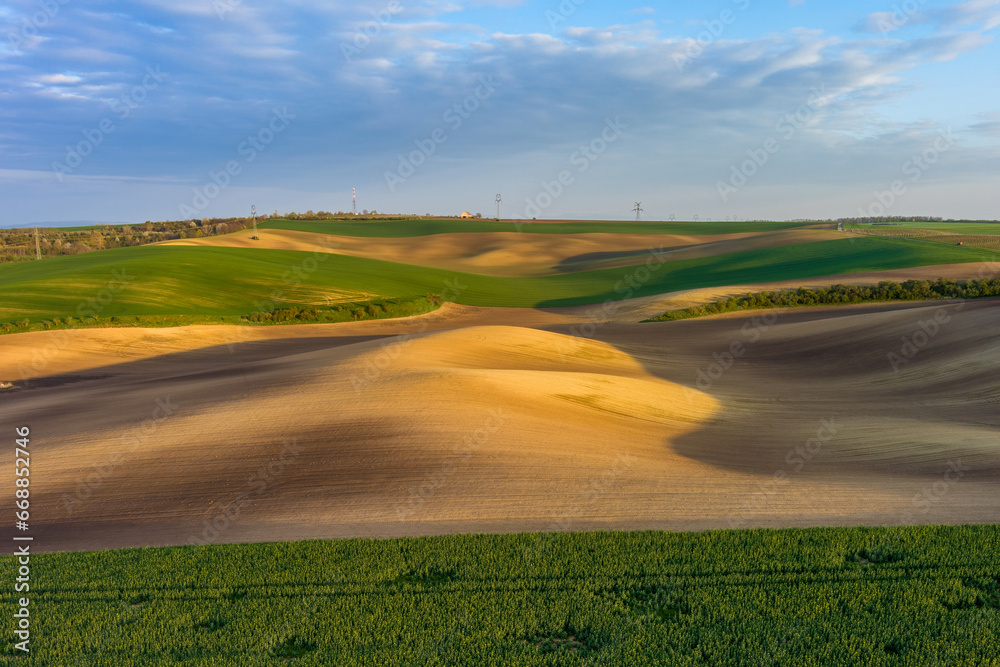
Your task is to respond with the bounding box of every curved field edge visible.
[1,525,998,664]
[645,278,1000,322]
[0,237,995,324]
[258,218,812,237]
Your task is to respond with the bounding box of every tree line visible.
[0,211,431,263]
[0,217,261,263]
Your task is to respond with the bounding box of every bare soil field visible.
[161,228,847,277]
[2,298,998,553]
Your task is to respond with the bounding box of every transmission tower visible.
[633,202,643,222]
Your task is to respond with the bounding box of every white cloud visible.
[36,73,82,84]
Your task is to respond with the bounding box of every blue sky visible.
[1,0,999,224]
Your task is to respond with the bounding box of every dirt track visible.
[2,297,998,553]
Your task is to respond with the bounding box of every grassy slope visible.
[2,526,998,665]
[861,222,1000,234]
[0,237,996,321]
[259,218,810,237]
[536,235,998,308]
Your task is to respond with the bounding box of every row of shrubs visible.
[0,314,146,334]
[0,217,263,263]
[0,296,444,335]
[0,316,101,334]
[647,278,1000,321]
[240,294,443,325]
[0,319,31,333]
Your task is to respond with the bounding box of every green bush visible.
[241,295,442,326]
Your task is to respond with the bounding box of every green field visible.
[851,222,1000,235]
[3,526,998,665]
[845,222,1000,254]
[0,237,996,324]
[259,218,811,237]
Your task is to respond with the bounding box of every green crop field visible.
[0,237,996,325]
[852,222,1000,235]
[259,218,811,237]
[846,222,1000,253]
[3,526,998,665]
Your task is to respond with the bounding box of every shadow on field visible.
[599,299,1000,479]
[551,248,668,273]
